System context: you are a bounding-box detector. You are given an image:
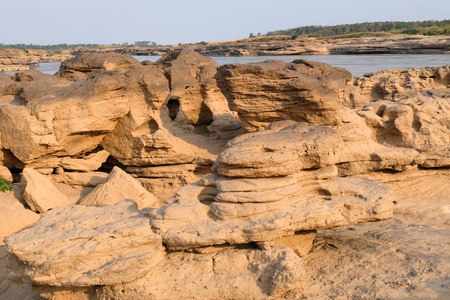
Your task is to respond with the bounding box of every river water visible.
[5,54,450,77]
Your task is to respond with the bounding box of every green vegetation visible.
[0,176,13,192]
[134,41,158,47]
[0,41,160,51]
[266,20,450,37]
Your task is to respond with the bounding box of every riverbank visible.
[71,35,450,57]
[0,48,72,72]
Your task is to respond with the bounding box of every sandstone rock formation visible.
[79,166,158,209]
[0,48,71,72]
[22,168,71,213]
[216,59,366,132]
[0,51,449,299]
[5,200,164,287]
[0,50,245,201]
[354,65,450,101]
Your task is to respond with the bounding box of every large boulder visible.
[4,200,164,287]
[56,52,141,81]
[214,121,342,177]
[216,59,366,132]
[0,70,129,166]
[358,89,450,150]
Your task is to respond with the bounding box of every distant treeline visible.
[0,41,158,52]
[266,20,450,37]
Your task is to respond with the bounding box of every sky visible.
[1,0,449,45]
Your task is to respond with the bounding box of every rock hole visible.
[167,99,180,121]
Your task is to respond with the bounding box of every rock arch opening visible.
[167,99,180,121]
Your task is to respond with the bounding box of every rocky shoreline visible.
[74,35,450,57]
[0,48,71,72]
[2,35,449,73]
[0,50,449,299]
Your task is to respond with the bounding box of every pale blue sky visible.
[1,0,449,45]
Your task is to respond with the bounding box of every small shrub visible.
[292,34,299,40]
[0,176,13,192]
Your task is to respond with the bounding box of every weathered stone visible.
[150,176,395,250]
[4,200,164,287]
[358,89,450,150]
[56,52,141,81]
[215,122,342,177]
[22,168,71,213]
[0,71,129,165]
[0,192,40,246]
[0,165,12,181]
[79,167,158,209]
[354,65,450,101]
[273,231,317,257]
[215,175,298,192]
[97,246,306,299]
[215,182,302,203]
[216,59,365,132]
[49,171,108,187]
[60,150,109,172]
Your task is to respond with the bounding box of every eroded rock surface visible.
[1,52,449,299]
[22,168,71,213]
[4,200,164,287]
[79,166,158,209]
[216,59,366,132]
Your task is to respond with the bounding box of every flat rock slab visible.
[4,200,164,287]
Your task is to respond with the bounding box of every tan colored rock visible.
[215,174,298,192]
[354,65,450,101]
[0,70,129,165]
[126,163,196,178]
[79,166,158,209]
[49,171,108,187]
[0,165,12,181]
[358,89,450,150]
[215,182,302,203]
[59,150,109,172]
[273,231,317,257]
[215,122,342,177]
[4,200,164,287]
[150,176,395,250]
[0,191,40,246]
[56,52,141,81]
[97,246,306,299]
[216,59,365,132]
[22,168,71,213]
[418,146,450,168]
